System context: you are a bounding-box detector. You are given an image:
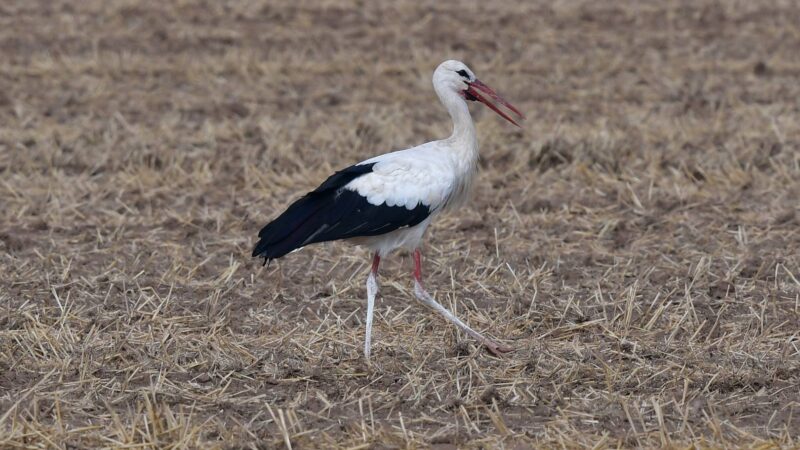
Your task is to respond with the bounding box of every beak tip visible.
[468,79,524,128]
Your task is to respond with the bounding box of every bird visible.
[253,59,523,358]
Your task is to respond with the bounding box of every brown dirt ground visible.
[1,0,800,448]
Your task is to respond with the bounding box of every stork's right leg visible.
[364,252,380,360]
[411,249,512,355]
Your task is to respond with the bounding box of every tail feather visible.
[252,194,327,259]
[252,163,377,261]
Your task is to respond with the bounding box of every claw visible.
[484,342,514,356]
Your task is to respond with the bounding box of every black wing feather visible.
[252,163,431,261]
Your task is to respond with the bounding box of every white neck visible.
[431,80,480,210]
[435,84,478,157]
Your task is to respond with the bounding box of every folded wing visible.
[252,151,454,262]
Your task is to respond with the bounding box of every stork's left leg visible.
[411,249,513,355]
[364,252,380,360]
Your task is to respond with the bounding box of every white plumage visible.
[253,59,523,358]
[347,144,461,210]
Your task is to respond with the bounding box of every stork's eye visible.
[456,69,470,79]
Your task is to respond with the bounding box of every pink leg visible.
[364,253,380,360]
[371,253,381,274]
[412,249,512,355]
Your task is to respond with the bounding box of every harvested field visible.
[1,0,800,447]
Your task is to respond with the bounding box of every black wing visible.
[252,163,431,261]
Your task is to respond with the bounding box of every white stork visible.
[253,60,523,358]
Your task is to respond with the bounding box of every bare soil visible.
[1,0,799,448]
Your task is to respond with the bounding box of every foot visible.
[481,339,514,356]
[413,279,513,357]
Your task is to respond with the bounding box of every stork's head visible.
[433,60,524,127]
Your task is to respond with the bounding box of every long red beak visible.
[465,79,524,127]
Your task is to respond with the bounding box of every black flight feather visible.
[252,163,431,262]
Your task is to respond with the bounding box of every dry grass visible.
[1,0,800,448]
